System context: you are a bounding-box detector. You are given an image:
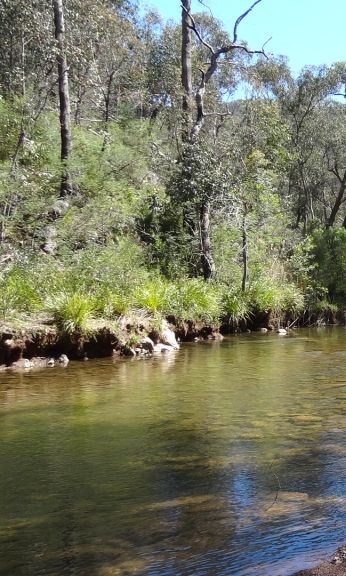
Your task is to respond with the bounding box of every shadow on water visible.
[2,328,346,575]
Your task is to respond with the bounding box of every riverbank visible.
[0,312,225,369]
[293,546,346,575]
[2,306,346,370]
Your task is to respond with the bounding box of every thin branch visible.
[204,110,232,117]
[233,0,263,43]
[263,463,282,513]
[262,36,272,51]
[218,43,267,58]
[197,0,213,17]
[183,0,266,139]
[182,4,215,54]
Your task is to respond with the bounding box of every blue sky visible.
[144,0,346,74]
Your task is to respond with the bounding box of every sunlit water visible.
[1,328,346,575]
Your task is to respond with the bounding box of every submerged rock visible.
[277,328,288,335]
[153,343,176,353]
[9,358,31,370]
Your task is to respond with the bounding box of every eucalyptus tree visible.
[319,102,346,228]
[254,61,346,231]
[178,0,266,280]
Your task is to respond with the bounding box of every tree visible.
[53,0,73,196]
[178,0,265,280]
[257,62,346,231]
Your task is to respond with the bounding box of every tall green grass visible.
[48,291,96,335]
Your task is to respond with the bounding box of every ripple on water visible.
[1,328,346,575]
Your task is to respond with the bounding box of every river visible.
[1,328,346,575]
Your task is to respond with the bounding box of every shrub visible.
[97,290,134,318]
[249,278,304,315]
[312,227,346,301]
[172,278,222,322]
[49,291,96,335]
[133,278,173,313]
[222,289,252,324]
[0,268,42,319]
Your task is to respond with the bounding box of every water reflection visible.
[1,328,346,575]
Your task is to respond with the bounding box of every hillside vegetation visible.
[1,0,346,336]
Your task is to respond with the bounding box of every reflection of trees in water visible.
[2,332,346,574]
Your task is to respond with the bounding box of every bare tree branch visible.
[197,0,213,17]
[233,0,263,43]
[182,0,266,139]
[182,4,215,54]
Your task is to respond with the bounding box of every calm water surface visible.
[1,328,346,576]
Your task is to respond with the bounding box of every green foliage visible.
[1,3,346,331]
[99,291,134,318]
[134,278,172,313]
[310,299,338,315]
[222,278,304,325]
[49,291,96,335]
[222,289,251,324]
[249,278,304,315]
[0,267,42,319]
[311,228,346,302]
[172,279,222,322]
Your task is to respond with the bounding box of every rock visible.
[207,331,224,340]
[47,358,55,367]
[122,346,136,357]
[41,239,57,254]
[3,338,26,363]
[161,327,180,350]
[30,357,50,368]
[58,354,69,365]
[41,225,58,254]
[153,343,175,353]
[50,199,69,218]
[277,328,287,335]
[141,336,155,353]
[332,546,346,564]
[10,358,31,370]
[259,327,268,333]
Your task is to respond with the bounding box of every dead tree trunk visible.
[181,0,193,140]
[200,201,216,280]
[53,0,72,196]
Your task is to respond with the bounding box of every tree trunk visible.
[181,0,192,140]
[200,201,215,280]
[53,0,72,196]
[241,215,248,292]
[101,69,115,151]
[326,176,346,227]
